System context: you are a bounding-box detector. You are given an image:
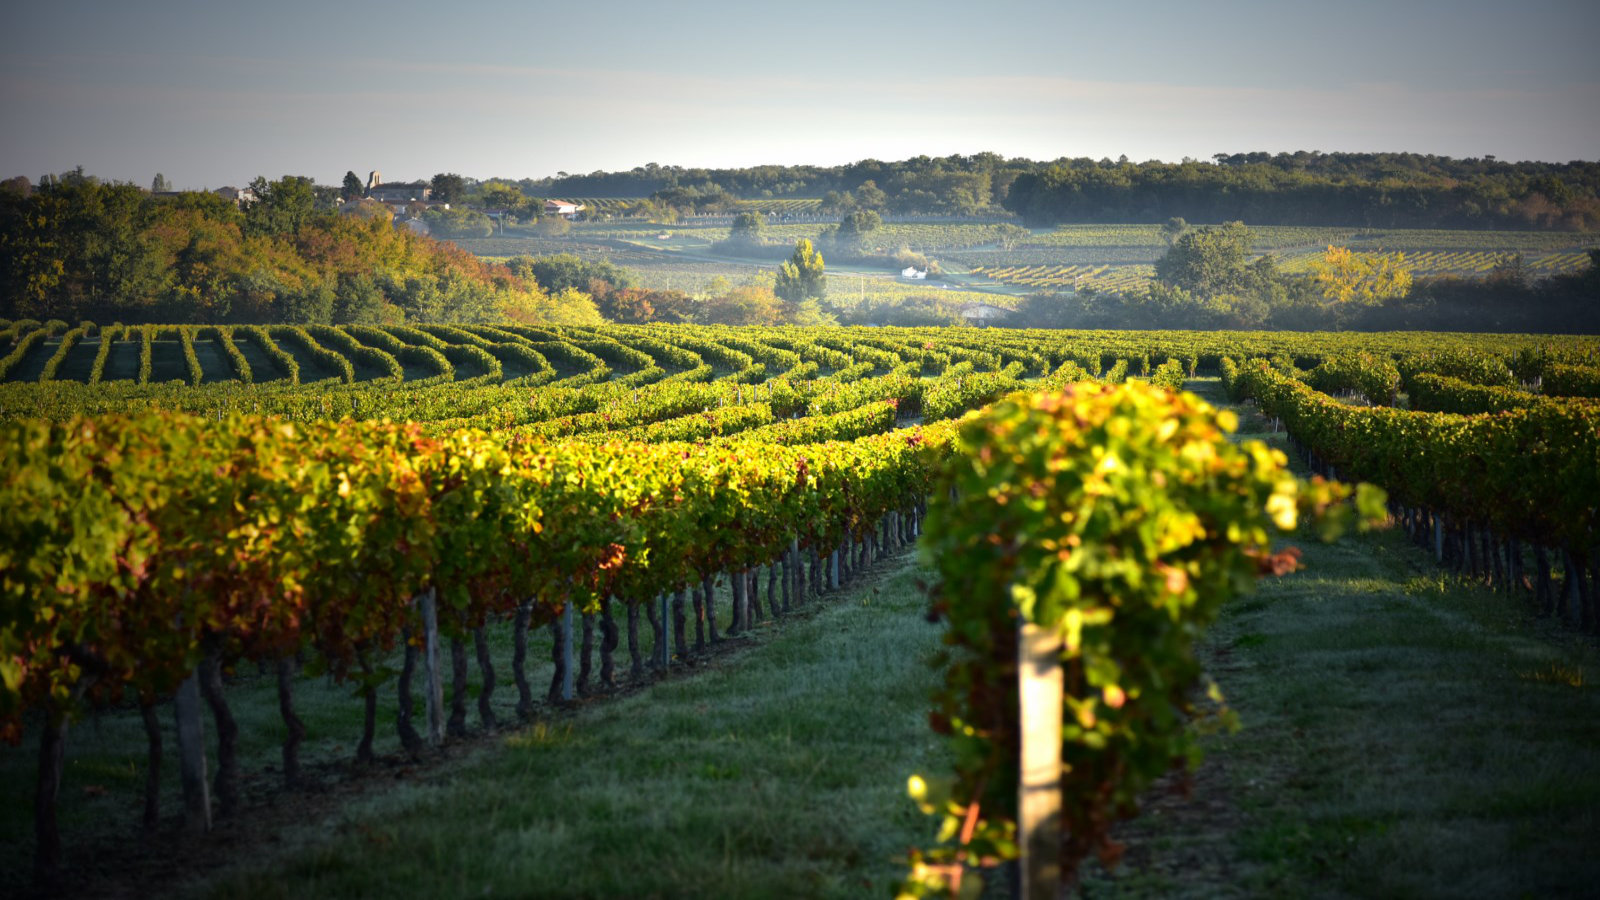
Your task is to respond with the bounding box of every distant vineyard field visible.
[1336,229,1599,253]
[1024,225,1172,248]
[950,247,1164,267]
[969,264,1156,294]
[543,197,826,216]
[1016,223,1598,254]
[447,218,1597,299]
[736,198,824,213]
[1274,248,1594,278]
[544,197,637,213]
[757,223,1011,251]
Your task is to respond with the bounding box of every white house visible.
[544,199,585,218]
[900,267,927,279]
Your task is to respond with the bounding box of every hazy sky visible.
[4,0,1597,189]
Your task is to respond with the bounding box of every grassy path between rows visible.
[1081,385,1600,898]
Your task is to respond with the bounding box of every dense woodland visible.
[516,152,1600,231]
[1003,154,1600,230]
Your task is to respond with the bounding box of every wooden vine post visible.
[1017,622,1063,899]
[173,670,211,833]
[418,588,445,748]
[659,593,671,668]
[901,383,1378,899]
[561,601,576,702]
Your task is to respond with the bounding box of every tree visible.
[820,190,854,214]
[830,209,881,252]
[855,180,888,211]
[430,173,468,205]
[892,246,939,275]
[784,297,839,326]
[342,171,365,201]
[312,184,342,209]
[534,216,571,237]
[1486,252,1526,290]
[1153,221,1252,297]
[0,174,170,322]
[507,253,634,294]
[421,207,493,239]
[477,181,528,217]
[728,211,767,247]
[276,280,335,324]
[843,295,958,327]
[697,285,783,325]
[774,239,825,303]
[243,175,319,237]
[332,273,395,324]
[1310,246,1412,305]
[338,197,393,223]
[544,287,603,325]
[599,287,694,324]
[151,173,171,193]
[995,223,1029,251]
[1160,216,1189,246]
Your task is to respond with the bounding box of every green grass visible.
[184,561,946,899]
[0,558,948,898]
[1196,531,1600,899]
[1079,381,1600,898]
[147,338,191,383]
[101,335,145,382]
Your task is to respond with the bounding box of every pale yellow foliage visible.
[1312,245,1413,305]
[499,285,602,325]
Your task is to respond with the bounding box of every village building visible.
[213,186,257,205]
[543,199,585,218]
[367,180,432,204]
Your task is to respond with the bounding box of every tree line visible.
[506,151,1599,230]
[1004,155,1600,231]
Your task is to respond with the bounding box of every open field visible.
[456,221,1600,300]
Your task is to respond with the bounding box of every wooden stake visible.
[560,601,575,701]
[1018,622,1063,900]
[173,671,211,833]
[418,588,445,747]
